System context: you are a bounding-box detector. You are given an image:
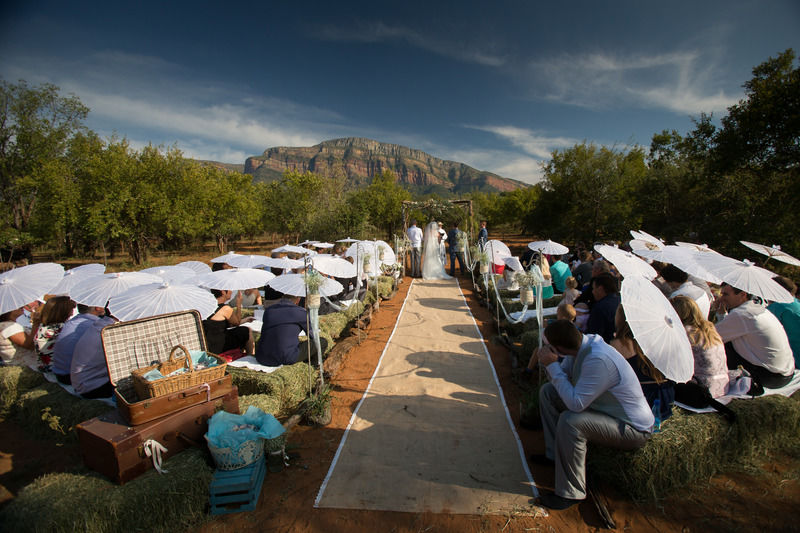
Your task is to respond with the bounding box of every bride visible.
[422,221,452,280]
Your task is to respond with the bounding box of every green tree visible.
[350,170,410,240]
[0,80,89,252]
[530,142,646,243]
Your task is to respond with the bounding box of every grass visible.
[0,448,214,533]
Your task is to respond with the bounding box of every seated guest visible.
[561,277,581,306]
[714,283,794,388]
[532,320,653,509]
[661,264,711,319]
[202,289,254,356]
[254,295,327,366]
[34,296,75,372]
[71,313,117,398]
[237,288,262,307]
[584,273,620,342]
[610,306,675,421]
[671,295,730,405]
[767,276,800,368]
[51,304,106,384]
[0,305,39,368]
[549,255,571,293]
[573,259,612,308]
[571,251,594,287]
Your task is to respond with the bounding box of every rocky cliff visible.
[244,137,526,193]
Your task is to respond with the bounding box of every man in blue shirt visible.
[533,320,653,510]
[255,296,327,366]
[585,273,620,342]
[51,304,105,384]
[477,220,488,246]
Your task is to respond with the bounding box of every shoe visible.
[528,453,554,465]
[748,380,765,397]
[538,491,582,510]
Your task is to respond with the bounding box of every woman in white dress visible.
[422,221,452,280]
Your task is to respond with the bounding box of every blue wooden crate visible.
[209,455,266,515]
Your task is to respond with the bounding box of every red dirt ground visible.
[196,274,800,533]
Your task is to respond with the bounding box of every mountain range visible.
[240,137,527,194]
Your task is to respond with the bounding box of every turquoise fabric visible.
[768,298,800,368]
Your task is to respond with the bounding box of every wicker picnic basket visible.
[132,344,227,400]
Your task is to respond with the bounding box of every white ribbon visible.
[143,439,169,474]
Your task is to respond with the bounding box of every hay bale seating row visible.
[0,278,396,532]
[494,291,800,502]
[589,393,800,500]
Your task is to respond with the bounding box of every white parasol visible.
[176,260,212,274]
[267,273,343,298]
[260,257,305,271]
[312,255,357,278]
[528,239,570,256]
[312,242,335,249]
[740,241,800,267]
[620,275,694,383]
[336,237,360,243]
[69,271,163,307]
[0,263,65,315]
[210,251,241,264]
[192,268,275,291]
[224,254,272,269]
[594,244,657,280]
[630,241,723,285]
[675,242,717,253]
[49,264,107,297]
[630,230,665,246]
[693,254,793,303]
[503,256,524,272]
[273,244,313,255]
[140,265,199,284]
[67,263,106,276]
[484,239,512,265]
[299,240,318,246]
[346,240,396,270]
[108,281,218,321]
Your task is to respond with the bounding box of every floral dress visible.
[35,322,65,372]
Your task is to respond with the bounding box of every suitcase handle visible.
[168,383,211,402]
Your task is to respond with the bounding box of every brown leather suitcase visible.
[101,310,233,425]
[76,387,239,484]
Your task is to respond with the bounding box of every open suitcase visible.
[101,310,236,425]
[76,388,239,484]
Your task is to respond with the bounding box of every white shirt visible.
[715,300,794,376]
[671,281,711,319]
[407,225,423,248]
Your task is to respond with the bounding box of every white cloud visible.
[317,22,506,67]
[443,148,545,185]
[529,50,740,114]
[465,125,577,160]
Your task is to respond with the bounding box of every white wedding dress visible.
[422,222,452,280]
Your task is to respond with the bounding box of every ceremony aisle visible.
[315,278,536,514]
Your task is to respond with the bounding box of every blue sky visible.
[1,1,798,184]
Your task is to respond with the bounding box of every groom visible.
[447,221,466,276]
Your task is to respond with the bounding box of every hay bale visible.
[238,393,282,417]
[13,383,114,443]
[0,366,46,415]
[229,363,317,417]
[0,448,213,533]
[319,312,348,339]
[589,394,800,500]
